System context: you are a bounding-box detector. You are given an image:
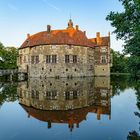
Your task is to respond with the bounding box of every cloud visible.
[8,3,18,11]
[42,0,61,12]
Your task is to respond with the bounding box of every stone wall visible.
[18,44,110,77]
[28,45,94,78]
[94,64,110,76]
[94,45,111,76]
[17,47,30,73]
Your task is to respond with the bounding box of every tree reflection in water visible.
[111,75,140,139]
[0,82,17,107]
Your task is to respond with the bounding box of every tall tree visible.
[0,42,4,59]
[106,0,140,77]
[2,47,18,69]
[111,49,129,73]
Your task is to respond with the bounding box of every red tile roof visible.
[90,37,110,46]
[19,19,110,49]
[20,28,96,49]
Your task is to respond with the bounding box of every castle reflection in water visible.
[17,77,112,131]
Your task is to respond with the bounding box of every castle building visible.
[17,19,111,78]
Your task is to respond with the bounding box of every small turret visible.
[67,19,74,29]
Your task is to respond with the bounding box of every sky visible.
[0,0,124,52]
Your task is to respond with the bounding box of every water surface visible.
[0,76,139,140]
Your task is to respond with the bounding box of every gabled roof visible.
[19,20,110,49]
[89,36,110,46]
[20,21,96,49]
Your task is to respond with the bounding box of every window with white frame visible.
[31,56,34,64]
[46,55,57,63]
[101,55,107,64]
[19,56,22,64]
[65,55,70,63]
[31,56,39,64]
[46,55,51,63]
[73,55,77,63]
[52,55,57,63]
[35,56,39,64]
[24,56,26,63]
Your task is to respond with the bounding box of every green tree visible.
[2,47,18,69]
[0,42,4,60]
[106,0,140,77]
[0,42,18,69]
[111,49,129,73]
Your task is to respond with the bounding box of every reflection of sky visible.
[0,0,124,52]
[0,88,139,140]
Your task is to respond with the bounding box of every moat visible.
[0,75,139,140]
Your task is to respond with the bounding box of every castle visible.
[17,19,111,78]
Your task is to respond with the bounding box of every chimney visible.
[27,33,30,38]
[84,31,86,35]
[76,25,79,30]
[96,32,100,44]
[47,25,51,32]
[108,31,110,36]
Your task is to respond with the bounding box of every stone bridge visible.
[0,69,27,81]
[0,69,18,76]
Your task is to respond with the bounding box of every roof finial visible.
[67,14,74,29]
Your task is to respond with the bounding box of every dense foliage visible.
[0,83,18,107]
[0,42,18,69]
[111,49,129,73]
[106,0,140,77]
